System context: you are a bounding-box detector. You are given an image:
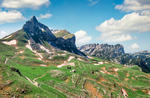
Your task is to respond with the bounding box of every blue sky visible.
[0,0,150,53]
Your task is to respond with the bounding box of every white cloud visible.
[100,34,133,43]
[1,0,50,9]
[115,0,150,12]
[96,12,150,42]
[88,0,100,6]
[131,43,140,50]
[74,30,92,46]
[0,31,9,39]
[0,10,25,24]
[140,10,150,16]
[38,13,52,19]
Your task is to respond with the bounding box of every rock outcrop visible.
[119,52,150,73]
[23,16,56,43]
[23,16,85,56]
[79,44,150,73]
[79,44,125,60]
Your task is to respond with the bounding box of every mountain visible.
[119,52,150,73]
[0,17,150,98]
[79,44,125,60]
[134,50,150,56]
[23,16,85,56]
[79,44,150,73]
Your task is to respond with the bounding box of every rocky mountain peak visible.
[22,16,85,56]
[30,16,38,23]
[23,16,56,43]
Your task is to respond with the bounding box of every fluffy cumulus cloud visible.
[115,0,150,12]
[0,10,25,24]
[38,13,52,19]
[74,30,92,46]
[1,0,50,9]
[131,43,140,50]
[0,31,9,39]
[96,11,150,42]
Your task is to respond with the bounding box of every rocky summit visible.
[23,16,56,43]
[79,44,150,73]
[79,44,125,60]
[22,16,85,56]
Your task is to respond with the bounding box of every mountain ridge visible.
[1,16,85,57]
[79,43,150,73]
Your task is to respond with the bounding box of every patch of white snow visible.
[2,40,17,46]
[4,35,12,39]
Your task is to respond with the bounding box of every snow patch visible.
[19,50,24,54]
[100,71,105,73]
[68,56,74,62]
[2,40,17,46]
[51,30,60,34]
[25,76,39,87]
[39,27,45,32]
[94,62,104,65]
[148,90,150,95]
[57,54,66,56]
[26,40,43,60]
[37,57,42,60]
[88,56,93,59]
[57,62,75,68]
[40,64,47,67]
[4,35,12,39]
[57,56,75,68]
[26,40,33,51]
[114,68,119,72]
[39,44,52,54]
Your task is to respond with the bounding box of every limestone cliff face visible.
[79,44,125,59]
[119,51,150,73]
[23,16,85,56]
[79,44,150,73]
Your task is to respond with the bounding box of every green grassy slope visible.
[0,40,150,98]
[53,30,74,39]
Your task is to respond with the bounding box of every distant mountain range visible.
[79,44,150,73]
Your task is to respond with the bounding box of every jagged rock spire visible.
[22,16,85,56]
[23,16,56,43]
[30,16,38,24]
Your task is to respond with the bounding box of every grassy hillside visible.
[53,30,74,39]
[0,41,150,98]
